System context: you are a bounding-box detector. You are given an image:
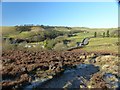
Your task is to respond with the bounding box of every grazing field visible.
[2,26,118,52]
[67,36,118,53]
[82,37,118,52]
[2,26,18,36]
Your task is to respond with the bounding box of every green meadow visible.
[2,26,118,53]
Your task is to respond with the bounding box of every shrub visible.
[54,43,68,51]
[106,30,110,37]
[45,39,57,50]
[103,32,105,38]
[2,42,17,51]
[15,25,32,32]
[94,32,97,37]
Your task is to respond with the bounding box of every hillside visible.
[1,25,119,89]
[2,26,117,36]
[2,25,118,53]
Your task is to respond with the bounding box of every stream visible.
[24,64,100,89]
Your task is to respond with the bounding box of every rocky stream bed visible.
[1,50,120,90]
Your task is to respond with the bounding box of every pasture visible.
[2,26,118,53]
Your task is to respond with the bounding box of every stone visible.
[81,38,89,45]
[47,76,53,79]
[63,81,72,88]
[103,73,119,88]
[102,65,110,70]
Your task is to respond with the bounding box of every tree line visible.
[14,24,65,42]
[94,30,110,38]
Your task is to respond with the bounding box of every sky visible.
[2,2,118,28]
[2,0,117,2]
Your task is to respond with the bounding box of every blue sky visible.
[2,2,118,28]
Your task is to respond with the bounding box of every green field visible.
[2,26,118,53]
[82,37,118,53]
[65,32,118,53]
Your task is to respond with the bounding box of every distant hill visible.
[2,26,17,36]
[2,25,117,37]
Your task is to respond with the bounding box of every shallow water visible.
[24,64,99,89]
[103,73,120,88]
[24,78,50,90]
[39,64,99,88]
